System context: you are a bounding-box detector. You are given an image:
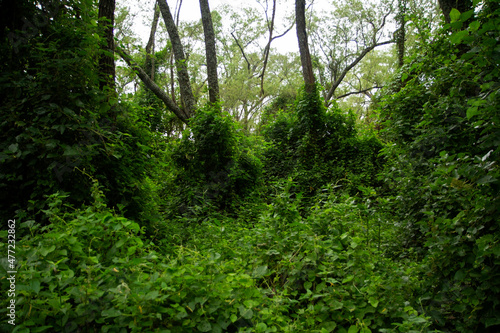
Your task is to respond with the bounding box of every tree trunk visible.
[199,0,219,104]
[157,0,195,119]
[396,0,406,68]
[295,0,315,93]
[117,46,189,123]
[98,0,116,91]
[438,0,473,23]
[145,4,160,80]
[260,0,277,97]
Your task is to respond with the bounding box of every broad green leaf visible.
[450,30,469,44]
[197,321,212,332]
[469,20,480,32]
[252,265,268,278]
[30,279,41,294]
[102,308,122,317]
[348,325,360,333]
[239,306,253,320]
[145,290,159,300]
[230,314,238,323]
[8,144,18,153]
[342,275,354,284]
[368,297,379,308]
[40,245,56,257]
[127,246,137,255]
[450,8,461,22]
[466,106,479,119]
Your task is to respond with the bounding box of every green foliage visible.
[0,188,277,333]
[0,0,157,225]
[263,85,384,202]
[376,2,500,331]
[163,104,262,218]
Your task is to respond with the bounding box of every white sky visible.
[120,0,335,54]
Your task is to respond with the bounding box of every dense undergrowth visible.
[1,1,500,333]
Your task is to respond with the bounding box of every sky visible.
[119,0,335,54]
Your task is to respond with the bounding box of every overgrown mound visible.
[162,104,262,218]
[263,85,383,202]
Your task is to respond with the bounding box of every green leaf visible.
[145,290,159,300]
[40,245,56,257]
[252,265,268,278]
[30,279,41,294]
[450,30,469,44]
[368,297,379,308]
[348,325,360,333]
[115,238,126,248]
[8,143,19,153]
[342,275,354,284]
[197,321,212,332]
[127,246,137,255]
[230,314,238,323]
[450,8,461,22]
[469,20,481,32]
[466,106,480,119]
[304,281,312,290]
[63,145,80,156]
[239,306,253,320]
[102,308,122,317]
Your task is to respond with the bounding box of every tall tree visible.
[145,4,160,80]
[396,0,406,68]
[258,0,294,97]
[98,0,116,91]
[157,0,195,119]
[199,0,219,103]
[295,0,315,93]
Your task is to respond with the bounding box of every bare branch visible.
[231,32,252,72]
[335,86,382,99]
[325,39,393,103]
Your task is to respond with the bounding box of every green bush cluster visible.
[376,4,500,331]
[162,104,262,218]
[263,85,383,202]
[0,1,157,225]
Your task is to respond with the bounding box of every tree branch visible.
[157,0,195,118]
[231,32,252,72]
[116,46,189,123]
[335,86,382,99]
[325,39,393,103]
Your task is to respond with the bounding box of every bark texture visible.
[145,4,160,80]
[199,0,219,104]
[157,0,195,118]
[98,0,116,91]
[295,0,315,93]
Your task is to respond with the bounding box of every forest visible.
[0,0,499,332]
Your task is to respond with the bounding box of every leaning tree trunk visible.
[157,0,195,120]
[295,0,315,93]
[98,0,116,91]
[199,0,219,104]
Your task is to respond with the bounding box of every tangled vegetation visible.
[0,1,499,332]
